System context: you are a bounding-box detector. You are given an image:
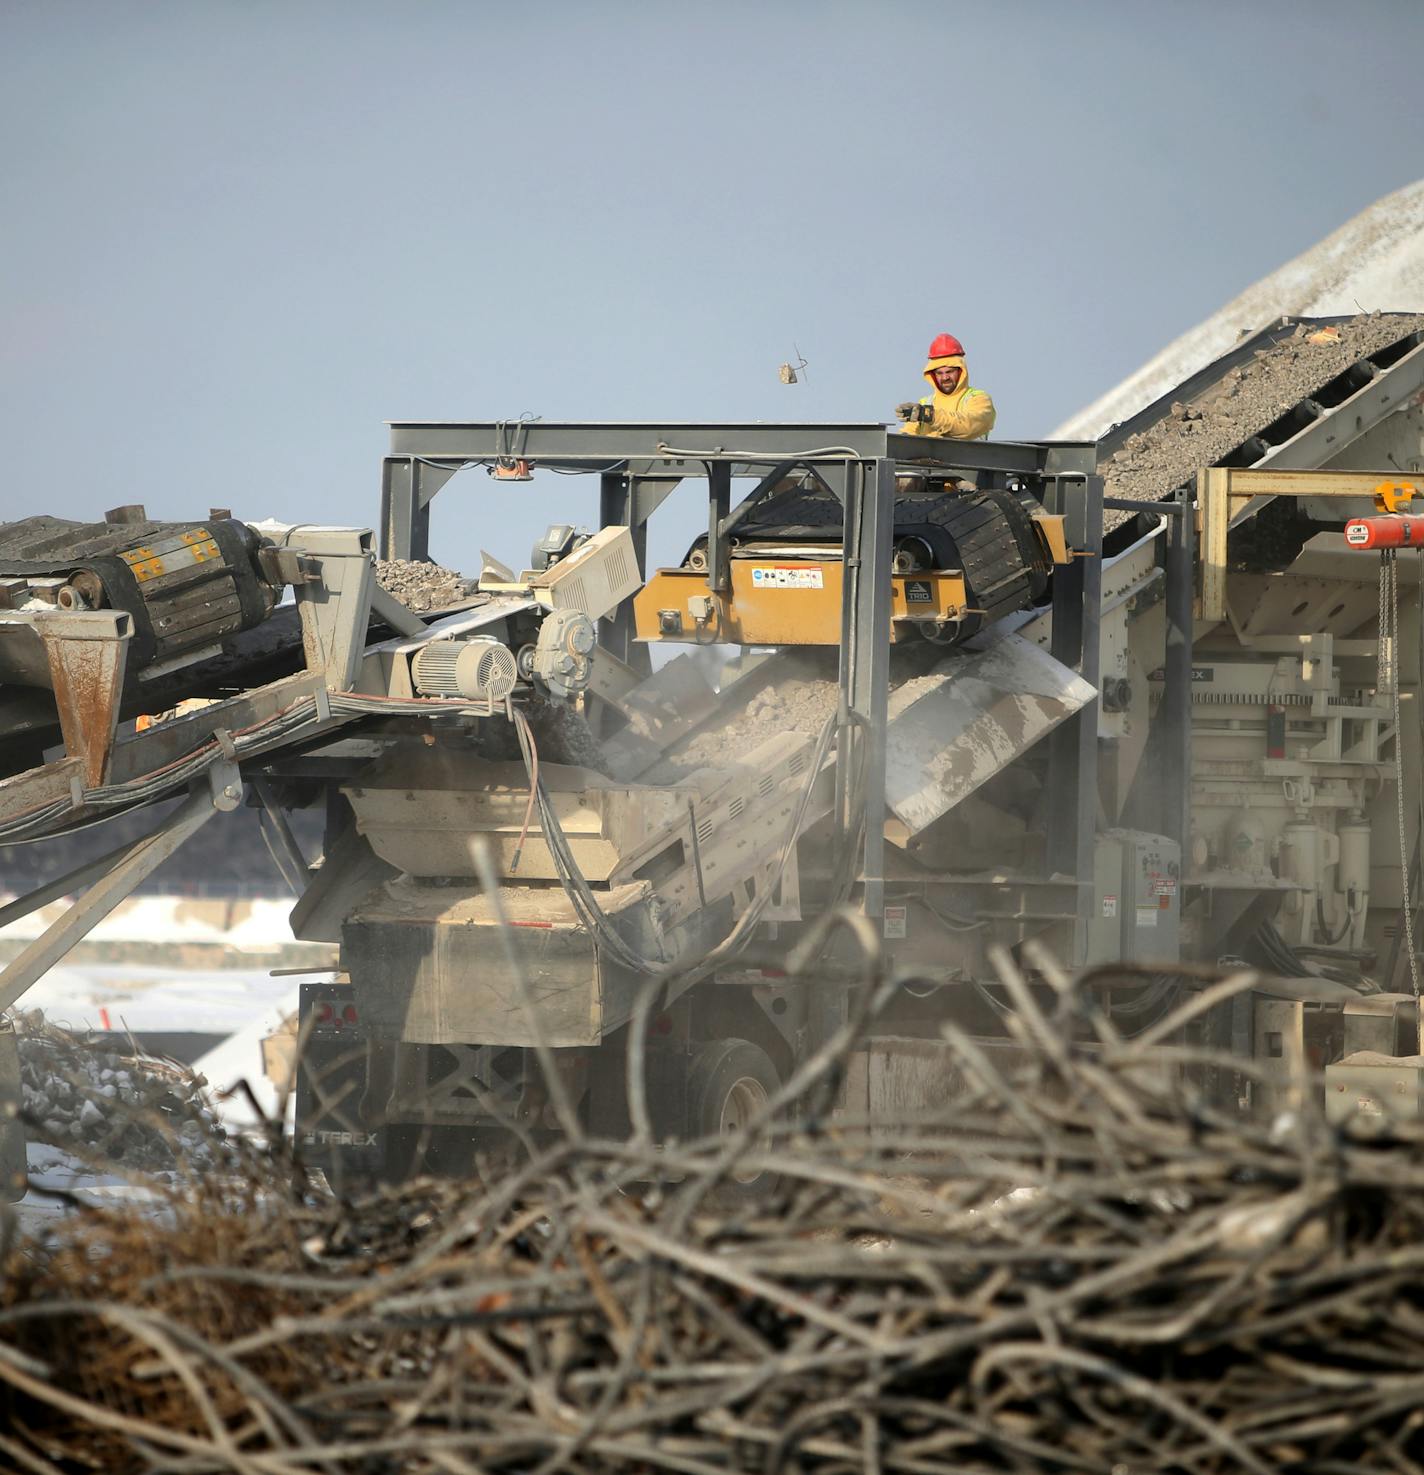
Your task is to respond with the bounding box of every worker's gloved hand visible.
[894,402,921,422]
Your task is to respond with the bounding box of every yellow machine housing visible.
[634,561,969,645]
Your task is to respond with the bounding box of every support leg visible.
[1047,474,1104,963]
[1163,495,1194,859]
[0,790,221,1015]
[838,458,894,923]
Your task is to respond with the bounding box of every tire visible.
[686,1039,783,1204]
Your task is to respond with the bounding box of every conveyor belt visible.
[688,481,1051,646]
[1097,314,1424,541]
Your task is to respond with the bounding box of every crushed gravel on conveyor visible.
[374,558,479,613]
[1100,312,1424,531]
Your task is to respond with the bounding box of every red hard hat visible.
[927,332,964,359]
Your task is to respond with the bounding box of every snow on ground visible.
[0,893,303,953]
[18,961,295,1037]
[192,981,309,1130]
[14,1141,166,1237]
[1053,177,1424,440]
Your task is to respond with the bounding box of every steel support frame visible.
[1162,491,1194,860]
[596,471,680,676]
[379,458,459,562]
[386,422,1095,480]
[1046,475,1104,964]
[0,788,222,1014]
[837,457,895,923]
[705,462,733,594]
[376,422,1095,933]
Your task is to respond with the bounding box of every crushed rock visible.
[528,699,609,773]
[1101,312,1424,531]
[642,647,943,784]
[15,1013,231,1174]
[643,655,840,783]
[374,559,479,614]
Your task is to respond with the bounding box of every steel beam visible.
[0,788,220,1014]
[106,670,325,784]
[386,421,1093,481]
[1163,491,1194,861]
[706,462,733,594]
[379,459,458,561]
[1046,475,1104,963]
[597,473,652,676]
[838,457,895,923]
[380,458,422,563]
[0,819,171,932]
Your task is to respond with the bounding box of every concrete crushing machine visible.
[2,312,1424,1193]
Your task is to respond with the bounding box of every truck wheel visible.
[686,1039,782,1200]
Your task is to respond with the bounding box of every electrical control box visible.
[1088,829,1181,966]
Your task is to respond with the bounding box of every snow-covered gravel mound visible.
[1055,178,1424,440]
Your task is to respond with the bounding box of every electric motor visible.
[411,637,519,702]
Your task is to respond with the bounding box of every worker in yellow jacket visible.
[895,332,996,440]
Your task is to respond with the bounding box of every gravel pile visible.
[373,558,479,614]
[15,1015,229,1174]
[1101,312,1424,529]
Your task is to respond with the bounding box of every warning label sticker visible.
[1101,895,1118,918]
[751,565,824,590]
[883,905,908,940]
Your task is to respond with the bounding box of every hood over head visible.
[922,353,968,394]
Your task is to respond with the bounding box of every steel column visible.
[380,458,423,562]
[378,459,457,561]
[387,422,1094,479]
[1163,491,1194,860]
[1047,475,1104,962]
[597,473,651,677]
[838,457,895,922]
[706,462,733,593]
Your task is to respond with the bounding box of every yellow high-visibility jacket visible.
[900,353,996,440]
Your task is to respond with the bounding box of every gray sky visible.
[4,0,1424,574]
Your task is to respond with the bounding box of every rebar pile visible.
[4,953,1424,1472]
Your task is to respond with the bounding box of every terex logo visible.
[302,1130,378,1149]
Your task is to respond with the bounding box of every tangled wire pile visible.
[3,948,1424,1473]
